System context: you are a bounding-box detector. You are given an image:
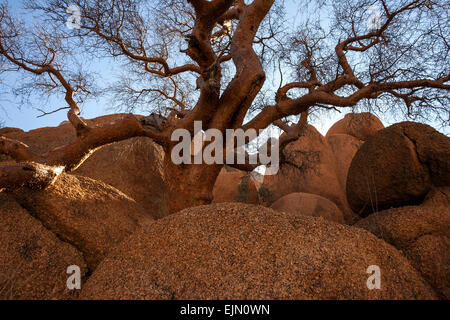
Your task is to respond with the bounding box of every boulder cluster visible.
[0,112,448,299]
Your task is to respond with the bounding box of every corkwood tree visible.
[0,0,449,213]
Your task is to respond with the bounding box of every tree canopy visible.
[0,0,449,211]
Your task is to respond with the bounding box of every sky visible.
[0,1,448,136]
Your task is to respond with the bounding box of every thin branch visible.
[36,106,70,118]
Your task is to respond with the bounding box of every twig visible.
[36,107,70,118]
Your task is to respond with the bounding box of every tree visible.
[0,0,449,213]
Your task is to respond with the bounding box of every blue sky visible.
[0,1,119,130]
[0,1,447,135]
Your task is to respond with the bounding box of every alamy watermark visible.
[170,121,280,175]
[66,265,81,290]
[62,3,381,178]
[366,5,382,30]
[66,5,81,30]
[366,265,381,290]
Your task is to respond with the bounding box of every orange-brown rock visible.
[10,173,153,270]
[1,114,169,219]
[327,134,363,191]
[212,166,259,205]
[0,115,125,155]
[264,125,357,224]
[0,127,24,136]
[270,192,345,224]
[326,113,384,141]
[2,122,76,155]
[73,137,168,219]
[0,193,87,299]
[355,205,450,299]
[399,123,450,187]
[347,122,449,216]
[422,187,450,208]
[81,203,435,300]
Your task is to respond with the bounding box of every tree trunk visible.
[163,154,222,214]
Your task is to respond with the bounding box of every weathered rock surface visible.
[1,114,138,155]
[11,173,153,270]
[355,205,450,298]
[422,187,450,208]
[327,134,363,191]
[0,193,87,299]
[399,122,450,187]
[347,122,449,216]
[1,114,169,219]
[213,166,259,205]
[74,137,168,219]
[270,192,345,224]
[81,203,436,300]
[264,125,357,224]
[326,113,384,141]
[404,234,449,299]
[0,123,75,155]
[0,127,24,136]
